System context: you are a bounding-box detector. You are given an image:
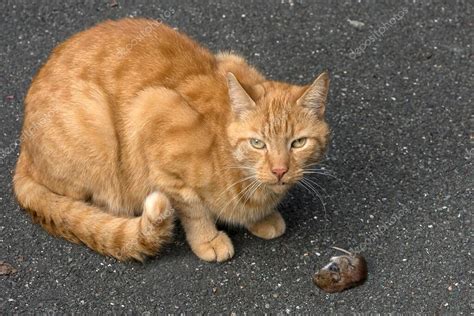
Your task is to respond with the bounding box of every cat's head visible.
[226,72,330,194]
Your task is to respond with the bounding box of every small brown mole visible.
[313,246,368,293]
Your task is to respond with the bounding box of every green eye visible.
[291,137,307,148]
[250,138,266,149]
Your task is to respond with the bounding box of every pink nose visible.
[272,167,288,181]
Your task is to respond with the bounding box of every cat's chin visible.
[268,183,290,194]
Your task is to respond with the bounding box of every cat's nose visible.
[271,167,288,181]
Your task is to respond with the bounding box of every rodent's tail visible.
[331,246,353,255]
[13,155,174,261]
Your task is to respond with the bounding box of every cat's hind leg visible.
[14,154,175,261]
[129,87,234,262]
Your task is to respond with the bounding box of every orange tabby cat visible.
[13,18,330,262]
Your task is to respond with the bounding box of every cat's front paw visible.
[247,211,286,240]
[190,231,234,262]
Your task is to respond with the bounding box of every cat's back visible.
[52,18,214,68]
[29,18,216,105]
[20,19,220,202]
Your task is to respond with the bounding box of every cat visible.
[13,18,330,262]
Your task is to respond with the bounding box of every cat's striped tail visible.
[13,157,175,261]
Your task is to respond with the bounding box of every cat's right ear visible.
[226,72,256,119]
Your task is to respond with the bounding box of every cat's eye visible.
[250,138,266,149]
[291,137,307,148]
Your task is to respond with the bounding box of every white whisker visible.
[215,179,258,223]
[303,177,329,196]
[303,171,342,181]
[241,180,262,207]
[215,174,256,203]
[223,166,255,171]
[300,178,327,219]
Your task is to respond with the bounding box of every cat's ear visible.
[296,71,330,117]
[226,72,256,119]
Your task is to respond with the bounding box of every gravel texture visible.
[0,0,472,313]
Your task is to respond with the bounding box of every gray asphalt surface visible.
[1,0,472,314]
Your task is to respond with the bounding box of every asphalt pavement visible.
[0,0,472,313]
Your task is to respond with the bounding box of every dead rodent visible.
[313,246,368,293]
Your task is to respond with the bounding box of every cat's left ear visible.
[227,72,256,119]
[296,71,330,117]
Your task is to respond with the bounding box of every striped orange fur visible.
[13,18,330,261]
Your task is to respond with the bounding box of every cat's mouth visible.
[268,181,291,193]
